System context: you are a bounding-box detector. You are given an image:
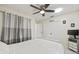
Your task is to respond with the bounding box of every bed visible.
[0,39,64,54]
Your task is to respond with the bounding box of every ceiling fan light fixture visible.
[55,8,63,13]
[40,10,45,14]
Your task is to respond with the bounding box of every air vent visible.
[49,20,54,22]
[50,16,54,18]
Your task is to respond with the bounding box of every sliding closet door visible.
[2,13,11,43]
[19,16,24,42]
[0,12,3,40]
[9,14,16,44]
[1,12,32,44]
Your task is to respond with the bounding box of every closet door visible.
[1,12,32,44]
[9,14,16,43]
[0,12,3,41]
[37,24,43,39]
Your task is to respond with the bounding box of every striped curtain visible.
[1,12,31,44]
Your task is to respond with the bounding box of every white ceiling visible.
[0,4,79,21]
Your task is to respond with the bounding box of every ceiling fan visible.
[30,4,55,16]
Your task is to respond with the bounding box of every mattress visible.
[0,39,64,54]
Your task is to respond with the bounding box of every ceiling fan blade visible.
[45,10,54,12]
[30,5,41,10]
[33,11,40,14]
[45,4,50,9]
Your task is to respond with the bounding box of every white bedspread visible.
[0,39,64,54]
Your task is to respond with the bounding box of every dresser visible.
[68,35,79,53]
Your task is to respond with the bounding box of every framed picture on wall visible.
[63,20,66,24]
[71,23,75,27]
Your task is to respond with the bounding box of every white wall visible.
[43,11,79,48]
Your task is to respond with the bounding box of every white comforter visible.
[0,39,64,54]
